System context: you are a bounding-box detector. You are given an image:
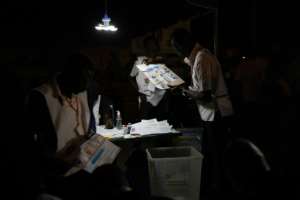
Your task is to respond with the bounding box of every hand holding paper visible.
[136,64,184,90]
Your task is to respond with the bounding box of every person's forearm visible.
[183,89,212,103]
[184,90,204,99]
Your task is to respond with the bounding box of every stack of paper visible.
[130,119,174,135]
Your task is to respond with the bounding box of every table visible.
[96,125,182,148]
[96,126,182,169]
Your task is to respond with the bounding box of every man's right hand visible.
[139,94,147,102]
[181,88,213,104]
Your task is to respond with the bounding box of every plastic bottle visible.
[116,110,122,130]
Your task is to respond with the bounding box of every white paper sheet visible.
[131,118,174,135]
[79,134,121,173]
[96,126,124,139]
[136,64,184,90]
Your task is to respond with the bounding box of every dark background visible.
[1,0,299,46]
[1,1,300,199]
[1,0,300,122]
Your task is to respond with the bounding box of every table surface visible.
[96,125,182,142]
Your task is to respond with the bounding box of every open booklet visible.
[65,134,121,176]
[136,64,185,89]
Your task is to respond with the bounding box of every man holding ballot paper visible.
[130,35,185,121]
[171,28,234,196]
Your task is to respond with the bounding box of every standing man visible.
[171,28,234,196]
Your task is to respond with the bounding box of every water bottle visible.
[116,110,122,130]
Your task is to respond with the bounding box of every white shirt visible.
[189,48,233,121]
[130,56,166,106]
[36,83,90,151]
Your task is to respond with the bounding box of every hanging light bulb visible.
[95,0,118,32]
[95,14,118,31]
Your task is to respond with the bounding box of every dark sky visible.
[1,0,207,47]
[1,0,298,49]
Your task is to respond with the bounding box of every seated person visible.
[26,53,123,198]
[130,35,169,121]
[26,54,93,174]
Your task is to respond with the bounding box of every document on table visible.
[130,119,175,135]
[96,126,124,139]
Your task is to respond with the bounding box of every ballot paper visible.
[130,119,175,135]
[79,134,120,173]
[136,64,185,89]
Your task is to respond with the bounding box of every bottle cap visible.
[116,110,121,118]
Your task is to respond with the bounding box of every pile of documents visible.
[95,119,176,139]
[130,119,174,135]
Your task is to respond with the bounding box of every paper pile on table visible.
[130,119,174,135]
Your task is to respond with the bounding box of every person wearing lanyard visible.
[171,28,234,197]
[26,54,105,198]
